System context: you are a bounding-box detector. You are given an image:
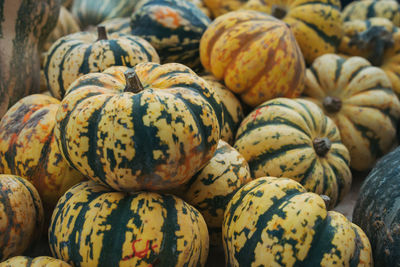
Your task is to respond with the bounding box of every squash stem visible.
[320,195,331,209]
[313,137,332,157]
[271,5,287,19]
[124,69,144,93]
[97,26,108,41]
[323,96,342,113]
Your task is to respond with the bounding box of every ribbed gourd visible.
[200,10,305,107]
[0,256,71,267]
[303,54,400,171]
[54,63,223,192]
[0,175,44,261]
[43,26,160,99]
[223,177,373,266]
[49,180,209,267]
[234,98,352,209]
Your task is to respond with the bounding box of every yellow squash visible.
[0,256,71,267]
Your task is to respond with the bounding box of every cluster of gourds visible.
[1,0,400,266]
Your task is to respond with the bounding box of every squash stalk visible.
[320,195,331,209]
[313,137,332,157]
[323,96,342,113]
[97,26,108,41]
[124,69,144,93]
[271,5,287,19]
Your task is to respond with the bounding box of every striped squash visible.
[0,94,86,210]
[202,0,342,64]
[0,256,71,267]
[131,0,211,71]
[0,0,60,118]
[223,177,373,266]
[54,63,223,192]
[49,180,209,267]
[0,175,44,261]
[342,0,400,26]
[200,11,305,107]
[99,17,131,35]
[43,27,160,99]
[303,54,400,171]
[234,98,352,208]
[201,75,244,145]
[186,0,211,17]
[71,0,139,29]
[182,140,251,246]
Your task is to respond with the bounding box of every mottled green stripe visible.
[294,18,340,47]
[0,182,15,260]
[349,226,363,267]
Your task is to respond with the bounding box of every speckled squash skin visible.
[55,63,223,192]
[202,0,342,64]
[223,177,373,267]
[182,140,251,246]
[234,98,351,208]
[303,54,400,171]
[131,0,211,71]
[342,0,400,26]
[49,180,209,267]
[0,256,71,267]
[72,0,139,29]
[99,17,131,35]
[0,175,44,261]
[0,94,86,210]
[201,75,244,145]
[43,28,160,99]
[0,0,60,118]
[200,11,305,107]
[353,146,400,266]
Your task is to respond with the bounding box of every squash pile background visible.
[1,0,400,266]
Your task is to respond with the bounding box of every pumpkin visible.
[49,180,209,267]
[0,0,60,118]
[43,26,160,99]
[0,256,71,267]
[202,0,342,64]
[223,177,373,266]
[131,0,211,71]
[0,94,86,211]
[182,140,251,246]
[71,0,139,29]
[233,98,352,208]
[0,175,44,261]
[200,10,305,107]
[303,54,400,171]
[201,75,244,145]
[342,0,400,26]
[54,63,223,192]
[353,145,400,266]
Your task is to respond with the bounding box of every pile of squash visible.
[1,0,400,266]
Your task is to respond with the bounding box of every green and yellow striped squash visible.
[71,0,140,29]
[342,0,400,26]
[131,0,211,71]
[0,94,86,211]
[0,175,44,261]
[223,177,373,266]
[0,0,60,118]
[303,54,400,171]
[202,0,342,64]
[49,180,209,267]
[0,256,71,267]
[200,11,305,108]
[55,63,223,192]
[99,17,131,35]
[234,98,352,208]
[182,140,251,246]
[201,75,244,145]
[43,27,160,99]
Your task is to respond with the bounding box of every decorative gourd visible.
[201,75,244,145]
[43,26,160,99]
[99,17,131,35]
[186,0,211,17]
[0,256,71,267]
[303,54,400,171]
[0,0,60,118]
[0,94,86,210]
[131,0,211,71]
[223,177,373,266]
[182,140,251,246]
[200,11,305,107]
[233,98,352,208]
[202,0,342,64]
[353,145,400,266]
[55,63,223,192]
[71,0,139,29]
[0,175,44,261]
[342,0,400,26]
[49,180,209,267]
